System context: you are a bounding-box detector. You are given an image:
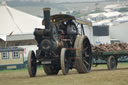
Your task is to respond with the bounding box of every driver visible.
[59,21,67,34]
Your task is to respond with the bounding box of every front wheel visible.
[60,48,70,75]
[27,50,37,77]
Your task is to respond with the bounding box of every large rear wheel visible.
[27,50,37,77]
[74,36,92,73]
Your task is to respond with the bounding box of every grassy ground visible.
[0,63,128,85]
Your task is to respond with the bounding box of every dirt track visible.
[0,64,128,85]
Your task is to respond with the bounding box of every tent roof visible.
[103,12,121,18]
[88,11,122,18]
[104,4,120,9]
[0,2,43,36]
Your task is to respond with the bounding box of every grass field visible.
[0,63,128,85]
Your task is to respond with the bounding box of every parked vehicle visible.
[0,47,25,70]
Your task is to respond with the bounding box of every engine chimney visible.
[43,8,51,29]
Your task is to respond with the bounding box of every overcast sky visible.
[54,0,103,3]
[0,0,105,3]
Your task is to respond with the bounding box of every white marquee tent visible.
[0,1,43,41]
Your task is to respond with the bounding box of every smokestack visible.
[43,8,51,29]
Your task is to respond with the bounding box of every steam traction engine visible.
[27,8,92,77]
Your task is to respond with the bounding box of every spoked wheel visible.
[60,48,70,75]
[43,65,59,75]
[27,50,37,77]
[107,56,117,70]
[74,35,92,73]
